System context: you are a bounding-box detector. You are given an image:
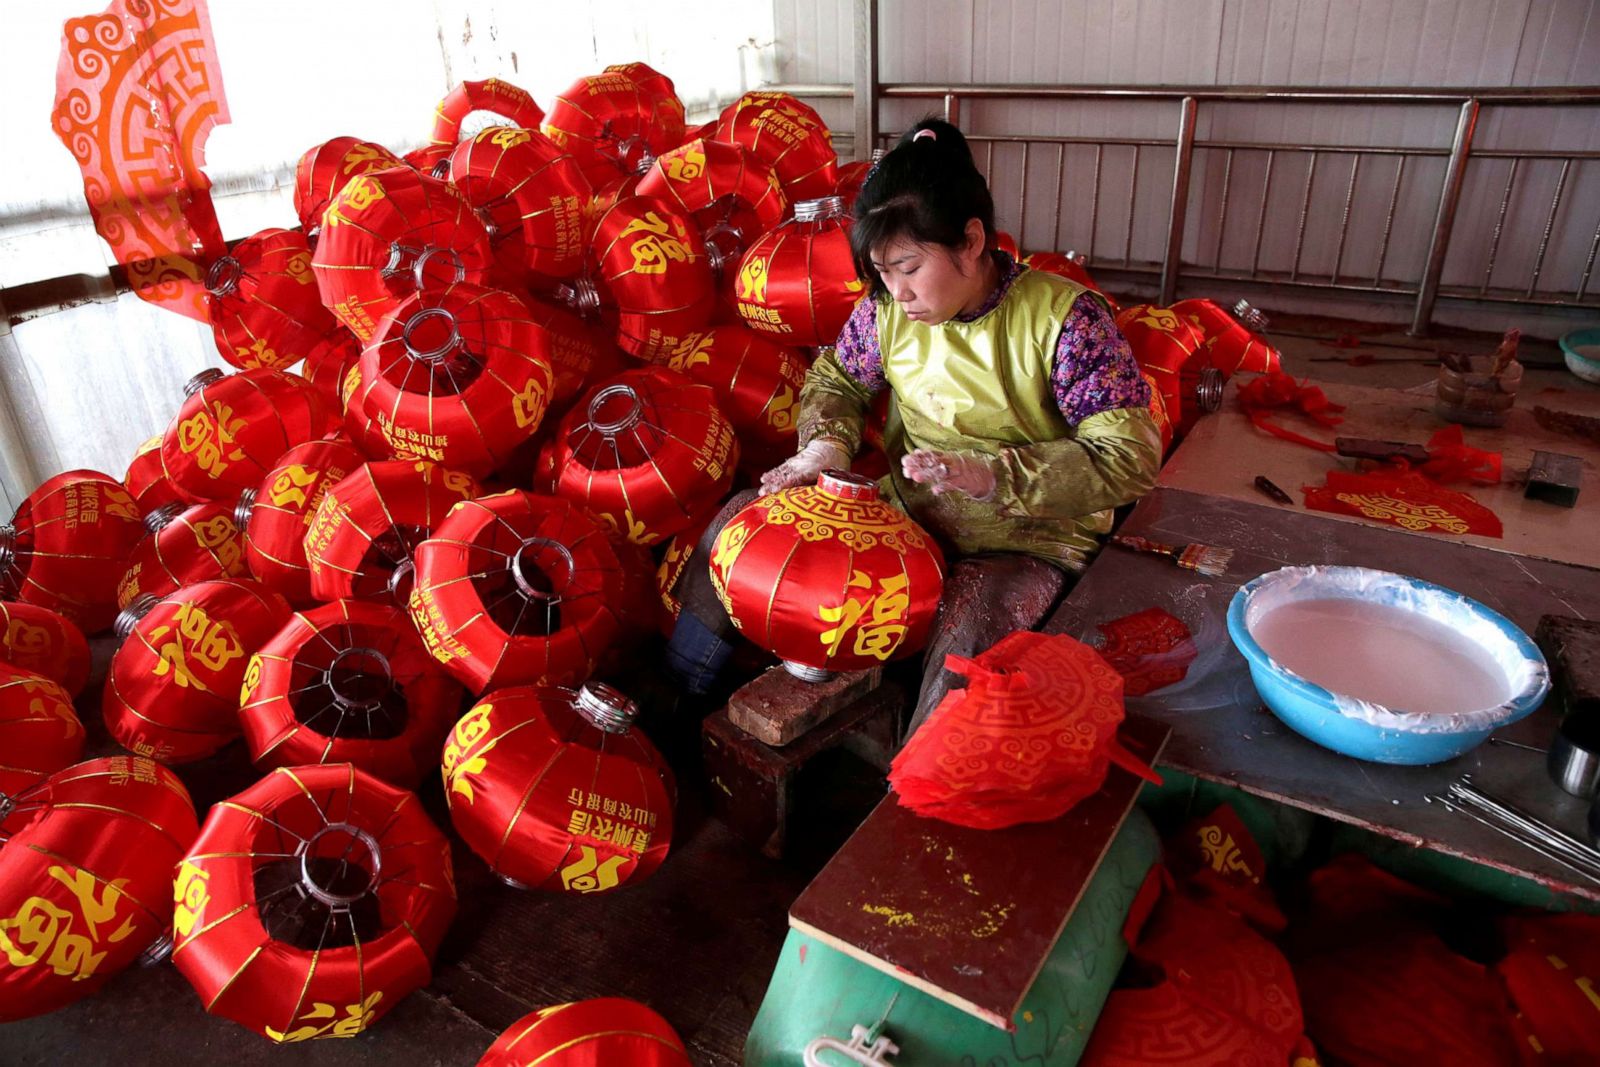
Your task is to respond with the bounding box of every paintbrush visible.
[1109,534,1234,577]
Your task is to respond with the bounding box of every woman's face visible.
[870,219,992,325]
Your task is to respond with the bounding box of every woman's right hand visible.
[759,438,852,496]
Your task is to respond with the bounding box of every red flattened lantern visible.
[240,599,462,788]
[1115,303,1219,438]
[124,433,185,518]
[430,78,546,147]
[636,138,787,276]
[0,755,199,1023]
[304,460,481,603]
[160,367,340,505]
[718,91,839,203]
[543,71,682,188]
[346,283,555,478]
[116,502,247,611]
[0,663,84,800]
[205,228,339,371]
[0,603,90,698]
[409,491,639,692]
[0,470,144,633]
[241,438,366,604]
[293,137,403,238]
[310,165,493,343]
[733,195,863,346]
[709,470,946,678]
[585,195,717,361]
[1171,297,1282,377]
[657,325,809,474]
[479,998,691,1066]
[441,682,672,893]
[447,126,591,289]
[103,578,293,764]
[536,367,737,546]
[171,763,455,1043]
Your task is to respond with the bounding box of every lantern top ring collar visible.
[298,822,383,908]
[401,306,464,363]
[0,790,14,824]
[511,536,576,602]
[325,645,395,711]
[204,255,244,298]
[794,195,846,222]
[587,383,647,435]
[0,523,14,573]
[818,468,880,501]
[575,681,639,734]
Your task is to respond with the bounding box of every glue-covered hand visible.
[759,438,852,496]
[901,449,997,501]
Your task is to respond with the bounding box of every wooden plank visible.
[787,714,1170,1030]
[1046,487,1600,902]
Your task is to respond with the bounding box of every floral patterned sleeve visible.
[1053,296,1152,426]
[833,295,887,392]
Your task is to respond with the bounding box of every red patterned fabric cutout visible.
[1095,607,1197,696]
[1302,468,1502,538]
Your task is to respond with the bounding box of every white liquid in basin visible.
[1250,598,1509,714]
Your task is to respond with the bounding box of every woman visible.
[669,119,1162,736]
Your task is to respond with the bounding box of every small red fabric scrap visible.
[1237,371,1346,452]
[1302,468,1502,538]
[1095,608,1198,696]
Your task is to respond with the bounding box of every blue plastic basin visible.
[1559,327,1600,385]
[1227,566,1549,765]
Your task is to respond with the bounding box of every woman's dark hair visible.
[849,118,996,300]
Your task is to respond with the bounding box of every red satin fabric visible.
[243,439,366,604]
[0,664,84,800]
[240,600,461,788]
[1236,371,1346,452]
[733,198,861,346]
[171,764,455,1043]
[159,369,339,504]
[653,510,716,637]
[1095,607,1198,697]
[304,461,480,602]
[431,78,546,147]
[124,433,186,518]
[410,492,636,692]
[301,333,362,413]
[1494,912,1600,1063]
[478,998,691,1066]
[0,471,145,632]
[103,578,292,763]
[0,603,91,698]
[656,325,810,475]
[537,367,737,546]
[347,283,555,478]
[604,63,687,150]
[117,502,246,610]
[717,92,839,203]
[442,687,673,893]
[588,196,718,361]
[1422,424,1503,485]
[521,297,624,411]
[710,472,945,674]
[293,137,402,236]
[447,126,591,289]
[1165,804,1287,936]
[834,158,873,211]
[51,0,229,322]
[1172,298,1281,377]
[1301,468,1503,538]
[206,228,339,371]
[309,165,493,342]
[1024,253,1112,306]
[543,71,683,188]
[637,139,787,272]
[0,756,199,1022]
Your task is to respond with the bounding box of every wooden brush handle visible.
[1110,534,1176,558]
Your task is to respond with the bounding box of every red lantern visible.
[240,599,462,788]
[656,326,809,474]
[171,763,455,1043]
[442,683,672,892]
[709,469,946,678]
[0,663,84,800]
[1115,304,1219,437]
[447,126,591,288]
[205,228,339,371]
[523,297,624,411]
[346,283,556,477]
[310,165,493,342]
[403,143,454,178]
[409,491,638,691]
[1023,251,1110,304]
[834,156,875,210]
[159,367,340,504]
[0,470,144,632]
[430,78,546,148]
[717,92,839,203]
[733,195,863,346]
[543,71,682,188]
[479,998,691,1066]
[241,439,366,604]
[116,502,246,610]
[300,332,362,412]
[0,755,199,1023]
[536,368,737,546]
[604,62,687,149]
[304,461,481,603]
[585,195,717,361]
[636,139,787,276]
[103,578,292,764]
[1171,297,1281,377]
[653,510,714,637]
[293,137,403,237]
[123,433,184,518]
[0,603,90,698]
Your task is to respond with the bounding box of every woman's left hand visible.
[901,449,997,501]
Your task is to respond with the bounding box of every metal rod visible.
[1331,154,1361,284]
[1252,150,1276,276]
[1450,778,1600,875]
[1051,143,1064,249]
[1017,141,1030,247]
[1374,155,1407,286]
[1482,158,1521,295]
[1290,150,1319,282]
[1429,794,1600,886]
[1411,98,1480,336]
[1526,157,1572,298]
[1124,145,1141,267]
[1089,144,1104,260]
[853,0,879,161]
[1578,211,1600,300]
[1213,147,1235,269]
[943,93,960,126]
[1159,96,1199,304]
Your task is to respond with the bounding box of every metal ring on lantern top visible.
[792,195,845,222]
[325,645,395,714]
[0,524,15,575]
[113,593,160,640]
[183,367,226,397]
[574,680,639,734]
[204,256,245,298]
[1195,367,1226,413]
[143,501,185,534]
[299,822,384,908]
[555,276,603,320]
[1233,298,1270,332]
[401,307,464,363]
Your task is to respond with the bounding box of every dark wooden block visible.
[1335,436,1431,465]
[1525,450,1583,507]
[1537,615,1600,718]
[727,664,883,746]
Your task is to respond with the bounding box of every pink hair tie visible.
[912,129,937,142]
